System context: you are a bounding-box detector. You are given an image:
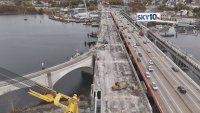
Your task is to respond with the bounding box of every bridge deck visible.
[92,7,152,113]
[114,10,200,113]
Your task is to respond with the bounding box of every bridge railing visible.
[0,49,94,87]
[127,11,200,71]
[148,31,200,70]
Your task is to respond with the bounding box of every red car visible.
[139,32,144,37]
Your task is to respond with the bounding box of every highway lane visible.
[112,10,200,113]
[129,20,200,113]
[130,26,200,112]
[127,29,190,113]
[116,15,182,113]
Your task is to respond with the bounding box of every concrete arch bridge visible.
[0,50,95,96]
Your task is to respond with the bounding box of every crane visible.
[0,67,79,113]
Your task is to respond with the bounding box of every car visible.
[128,37,131,39]
[139,32,144,37]
[136,43,140,46]
[149,60,154,65]
[172,66,179,72]
[177,86,187,94]
[138,53,142,57]
[133,45,137,48]
[148,65,153,72]
[147,49,151,53]
[151,82,158,91]
[137,57,141,62]
[146,71,150,78]
[143,41,147,44]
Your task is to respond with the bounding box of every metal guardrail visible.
[120,11,200,72]
[148,31,200,71]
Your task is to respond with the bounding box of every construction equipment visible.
[28,86,79,113]
[112,81,129,90]
[0,67,79,113]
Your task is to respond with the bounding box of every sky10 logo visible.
[137,13,160,21]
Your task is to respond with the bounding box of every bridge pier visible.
[47,72,53,89]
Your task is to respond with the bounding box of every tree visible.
[193,8,200,18]
[129,2,146,12]
[38,8,44,14]
[174,3,190,11]
[108,0,124,5]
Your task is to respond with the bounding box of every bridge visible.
[122,10,200,85]
[91,6,152,113]
[1,4,200,113]
[113,10,200,113]
[0,50,94,96]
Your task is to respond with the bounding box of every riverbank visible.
[0,5,43,15]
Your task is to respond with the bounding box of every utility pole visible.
[83,0,89,18]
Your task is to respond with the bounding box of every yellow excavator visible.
[28,84,79,113]
[112,81,129,90]
[0,67,79,113]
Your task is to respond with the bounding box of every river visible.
[166,33,200,61]
[0,15,97,112]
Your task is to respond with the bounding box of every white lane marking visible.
[120,24,175,113]
[149,46,200,110]
[124,26,183,113]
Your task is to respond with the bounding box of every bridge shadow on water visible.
[0,67,93,113]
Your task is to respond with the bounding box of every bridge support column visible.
[47,72,53,89]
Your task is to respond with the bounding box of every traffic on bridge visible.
[111,10,200,113]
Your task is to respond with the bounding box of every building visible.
[161,11,176,20]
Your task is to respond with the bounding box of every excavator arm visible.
[0,67,79,113]
[28,88,79,113]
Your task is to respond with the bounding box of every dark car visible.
[136,43,140,46]
[138,53,142,57]
[177,86,187,94]
[137,58,141,62]
[172,66,179,72]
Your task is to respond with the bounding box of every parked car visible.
[177,86,187,94]
[146,71,150,78]
[151,82,158,91]
[172,66,179,72]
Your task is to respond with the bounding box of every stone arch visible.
[0,52,94,96]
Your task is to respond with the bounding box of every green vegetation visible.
[38,8,44,15]
[49,0,97,10]
[87,1,98,10]
[129,2,146,12]
[15,0,33,7]
[174,3,191,11]
[193,8,200,18]
[0,5,38,14]
[108,0,124,5]
[156,5,174,12]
